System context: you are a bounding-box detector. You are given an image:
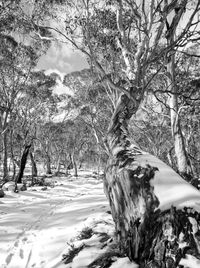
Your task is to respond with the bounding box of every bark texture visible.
[167,46,192,177]
[165,9,192,178]
[104,94,200,267]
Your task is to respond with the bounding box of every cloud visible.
[37,42,88,74]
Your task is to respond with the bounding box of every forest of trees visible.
[1,0,200,267]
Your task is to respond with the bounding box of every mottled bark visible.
[167,50,191,177]
[165,8,192,178]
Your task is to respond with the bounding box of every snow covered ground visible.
[0,171,135,268]
[1,165,200,268]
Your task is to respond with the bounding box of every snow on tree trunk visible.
[104,94,200,267]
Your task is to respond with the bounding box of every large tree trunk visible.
[15,144,31,184]
[166,22,192,179]
[104,94,200,267]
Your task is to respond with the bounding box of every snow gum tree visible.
[0,38,37,181]
[19,0,200,266]
[0,0,52,182]
[175,51,200,181]
[13,71,56,182]
[63,69,112,161]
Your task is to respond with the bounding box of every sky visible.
[36,42,89,95]
[37,42,88,77]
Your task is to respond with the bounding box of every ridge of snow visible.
[110,257,138,268]
[179,254,200,268]
[133,154,200,212]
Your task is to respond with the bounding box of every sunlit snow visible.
[134,154,200,212]
[1,163,200,268]
[0,172,109,268]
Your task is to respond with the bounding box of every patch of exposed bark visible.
[140,207,200,267]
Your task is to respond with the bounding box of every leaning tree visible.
[22,0,200,266]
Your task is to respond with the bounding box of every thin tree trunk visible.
[46,154,52,174]
[65,168,69,176]
[71,153,77,177]
[78,161,82,169]
[2,131,8,181]
[11,160,16,181]
[104,94,200,267]
[1,110,9,182]
[92,127,102,176]
[65,154,70,176]
[56,154,61,173]
[10,130,16,181]
[74,161,77,177]
[30,152,37,177]
[166,147,174,169]
[15,144,31,184]
[12,161,16,181]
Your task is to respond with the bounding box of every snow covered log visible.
[104,94,200,267]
